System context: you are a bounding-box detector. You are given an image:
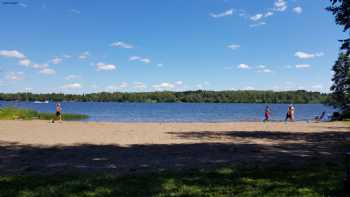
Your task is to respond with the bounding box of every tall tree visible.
[328,0,350,54]
[329,53,350,114]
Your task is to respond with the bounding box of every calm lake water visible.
[0,101,336,122]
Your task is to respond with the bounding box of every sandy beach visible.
[0,120,349,174]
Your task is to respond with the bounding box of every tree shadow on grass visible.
[0,127,350,196]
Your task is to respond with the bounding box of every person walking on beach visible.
[290,104,295,121]
[52,103,62,123]
[264,105,271,122]
[285,104,295,122]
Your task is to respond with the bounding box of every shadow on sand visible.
[1,126,350,175]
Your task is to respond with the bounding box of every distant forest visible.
[0,90,328,104]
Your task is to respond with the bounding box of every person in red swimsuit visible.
[264,105,271,122]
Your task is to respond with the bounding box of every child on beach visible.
[264,105,271,122]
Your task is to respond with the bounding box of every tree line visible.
[0,90,328,104]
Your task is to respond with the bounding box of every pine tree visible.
[329,53,350,116]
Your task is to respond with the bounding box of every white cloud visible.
[175,81,183,85]
[79,51,89,60]
[70,9,80,14]
[295,64,311,68]
[295,51,324,59]
[51,57,62,65]
[242,86,255,90]
[96,62,116,71]
[237,64,250,69]
[157,63,164,67]
[65,75,80,80]
[260,68,272,73]
[19,59,31,66]
[63,54,72,59]
[129,56,151,64]
[249,22,266,28]
[39,68,56,75]
[153,82,175,90]
[273,0,287,12]
[210,9,233,18]
[62,83,82,89]
[5,72,24,81]
[106,82,129,91]
[31,63,48,69]
[257,65,266,69]
[111,41,134,49]
[0,50,26,59]
[250,14,263,21]
[264,12,274,17]
[134,82,146,89]
[293,6,303,14]
[227,44,240,50]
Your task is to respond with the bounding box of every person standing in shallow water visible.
[52,103,62,123]
[285,104,295,122]
[264,105,271,122]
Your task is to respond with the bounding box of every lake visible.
[0,101,336,122]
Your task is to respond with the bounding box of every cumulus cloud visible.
[51,57,62,65]
[0,50,26,59]
[249,22,266,28]
[264,12,274,17]
[237,64,250,69]
[96,62,116,71]
[5,72,24,81]
[295,51,324,59]
[129,56,151,64]
[227,44,240,50]
[19,59,31,66]
[242,86,255,90]
[259,68,272,73]
[31,63,48,69]
[39,68,56,75]
[250,14,263,21]
[106,82,129,91]
[62,83,82,89]
[157,63,164,67]
[210,9,233,18]
[134,82,146,89]
[111,41,134,49]
[293,6,303,14]
[295,64,311,68]
[153,82,175,90]
[273,0,287,12]
[65,75,80,80]
[79,51,89,60]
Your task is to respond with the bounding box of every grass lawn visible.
[0,107,88,121]
[0,160,345,197]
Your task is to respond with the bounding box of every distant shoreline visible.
[0,90,328,104]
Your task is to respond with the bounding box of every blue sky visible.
[0,0,346,93]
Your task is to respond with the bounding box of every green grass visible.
[0,107,88,121]
[0,160,345,197]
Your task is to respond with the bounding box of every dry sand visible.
[0,120,349,174]
[0,120,348,146]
